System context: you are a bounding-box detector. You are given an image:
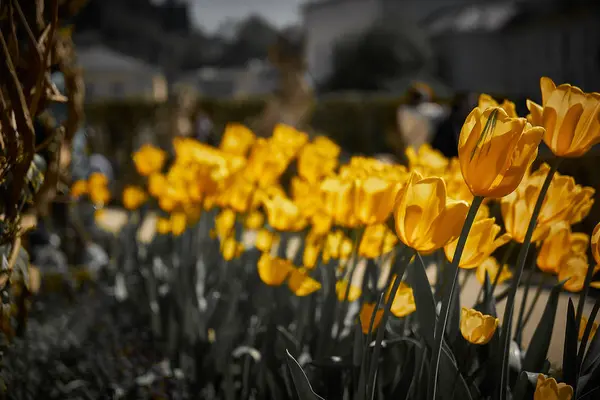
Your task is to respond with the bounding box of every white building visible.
[302,0,600,97]
[78,45,169,103]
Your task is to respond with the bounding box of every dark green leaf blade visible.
[563,298,578,388]
[285,349,325,400]
[411,254,437,347]
[522,279,566,372]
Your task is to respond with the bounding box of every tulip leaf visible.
[410,254,437,347]
[578,294,600,374]
[512,371,538,400]
[583,315,600,373]
[522,279,566,372]
[285,350,326,400]
[563,298,578,388]
[390,344,415,400]
[440,345,473,400]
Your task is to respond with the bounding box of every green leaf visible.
[522,279,566,372]
[563,298,578,388]
[441,345,473,400]
[410,254,437,347]
[512,371,539,400]
[353,321,364,368]
[578,295,600,375]
[277,325,301,358]
[285,350,325,400]
[583,317,600,374]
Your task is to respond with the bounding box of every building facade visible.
[78,46,168,103]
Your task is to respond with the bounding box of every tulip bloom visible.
[478,93,518,118]
[271,124,309,156]
[579,316,598,341]
[257,253,292,286]
[297,144,338,184]
[88,172,108,188]
[460,308,499,345]
[444,158,474,203]
[530,77,600,158]
[219,123,255,156]
[476,257,512,285]
[389,281,416,318]
[445,218,511,270]
[122,186,147,210]
[213,209,236,240]
[394,172,469,254]
[220,236,244,261]
[255,229,278,253]
[133,144,166,176]
[263,195,307,232]
[244,211,264,230]
[354,177,401,225]
[156,217,171,234]
[288,268,321,296]
[321,177,357,227]
[458,106,544,198]
[148,173,168,197]
[70,180,88,198]
[405,144,449,177]
[592,222,600,265]
[558,253,595,293]
[170,212,187,236]
[537,222,589,275]
[335,280,361,302]
[360,303,384,334]
[358,223,397,259]
[89,185,111,206]
[534,374,573,400]
[322,230,353,263]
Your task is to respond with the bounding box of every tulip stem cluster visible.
[428,195,484,400]
[498,159,560,400]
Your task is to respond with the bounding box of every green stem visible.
[514,247,538,346]
[475,241,516,306]
[428,195,484,400]
[498,159,560,400]
[521,273,549,329]
[366,247,412,399]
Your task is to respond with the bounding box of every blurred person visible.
[396,82,448,151]
[431,92,478,158]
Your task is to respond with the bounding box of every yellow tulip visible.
[256,229,279,253]
[311,210,332,236]
[394,172,469,254]
[220,236,244,261]
[322,230,353,263]
[478,93,518,117]
[593,222,600,265]
[303,230,324,269]
[244,139,291,187]
[297,145,338,184]
[445,218,511,270]
[287,268,322,296]
[558,253,600,293]
[335,280,362,302]
[133,144,166,176]
[158,195,177,213]
[360,303,384,334]
[358,223,397,259]
[579,316,598,341]
[263,195,307,232]
[271,124,309,156]
[257,253,292,286]
[458,106,544,198]
[534,77,600,157]
[312,135,341,158]
[122,185,147,210]
[245,211,264,230]
[405,144,449,176]
[148,173,168,197]
[214,209,236,240]
[534,374,573,400]
[156,217,171,234]
[70,180,88,198]
[537,223,588,275]
[89,185,111,206]
[389,280,416,318]
[224,177,256,214]
[476,256,512,285]
[219,123,255,156]
[354,177,401,225]
[444,158,473,203]
[88,172,108,188]
[321,177,357,227]
[460,307,499,345]
[170,212,187,236]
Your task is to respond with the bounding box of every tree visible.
[323,28,403,92]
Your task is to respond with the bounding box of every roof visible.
[426,2,521,35]
[77,45,161,73]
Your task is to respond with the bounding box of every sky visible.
[189,0,306,32]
